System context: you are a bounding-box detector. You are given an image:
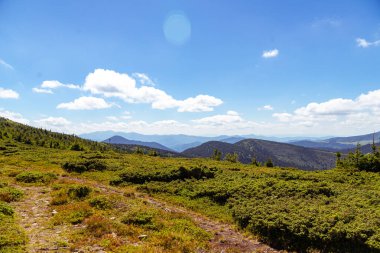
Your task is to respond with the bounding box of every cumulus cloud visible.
[83,69,222,112]
[262,49,279,58]
[0,88,19,99]
[273,89,380,130]
[356,38,380,48]
[258,105,274,111]
[32,88,53,94]
[0,59,14,70]
[57,96,113,110]
[0,109,29,124]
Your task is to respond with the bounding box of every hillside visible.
[183,139,336,170]
[0,117,109,151]
[291,131,380,151]
[0,117,380,252]
[103,135,174,151]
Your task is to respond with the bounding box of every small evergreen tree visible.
[251,157,261,166]
[336,152,342,167]
[265,159,274,167]
[212,149,222,161]
[225,152,238,163]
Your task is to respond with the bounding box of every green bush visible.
[62,159,107,173]
[89,196,112,210]
[67,185,91,199]
[0,202,14,216]
[15,171,57,184]
[121,211,154,226]
[115,166,216,185]
[0,187,23,202]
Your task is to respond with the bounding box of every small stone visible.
[138,234,148,240]
[110,217,116,220]
[52,210,58,215]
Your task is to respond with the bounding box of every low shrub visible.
[89,196,112,210]
[67,185,91,199]
[116,166,216,185]
[0,202,14,216]
[85,215,113,237]
[15,171,57,184]
[62,159,107,173]
[0,187,23,202]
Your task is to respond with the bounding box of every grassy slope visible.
[0,118,379,252]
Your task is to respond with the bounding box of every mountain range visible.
[290,131,380,151]
[182,139,336,171]
[80,131,329,152]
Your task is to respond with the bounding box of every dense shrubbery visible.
[15,171,57,184]
[62,159,107,173]
[111,166,216,185]
[338,144,380,172]
[0,117,109,151]
[132,166,380,252]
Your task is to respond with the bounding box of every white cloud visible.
[258,105,274,111]
[32,87,53,94]
[356,38,380,48]
[0,109,29,124]
[0,59,14,70]
[177,95,223,112]
[0,88,19,99]
[273,89,380,131]
[262,49,279,58]
[40,80,80,89]
[57,96,113,110]
[83,69,222,112]
[192,111,243,125]
[133,73,155,86]
[33,80,80,94]
[35,117,71,127]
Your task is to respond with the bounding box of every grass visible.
[1,129,380,252]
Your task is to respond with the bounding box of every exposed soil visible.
[65,177,283,253]
[10,185,72,252]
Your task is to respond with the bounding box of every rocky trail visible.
[66,177,282,253]
[10,185,72,252]
[9,177,282,253]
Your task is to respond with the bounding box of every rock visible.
[52,210,58,215]
[138,234,148,240]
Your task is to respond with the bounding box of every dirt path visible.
[66,177,282,253]
[10,185,71,252]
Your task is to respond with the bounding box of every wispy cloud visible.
[0,88,19,99]
[258,105,274,111]
[32,88,53,94]
[33,80,80,94]
[57,96,113,110]
[0,59,14,70]
[311,18,341,28]
[262,49,279,58]
[133,73,155,86]
[356,38,380,48]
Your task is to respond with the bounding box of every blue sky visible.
[1,0,380,136]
